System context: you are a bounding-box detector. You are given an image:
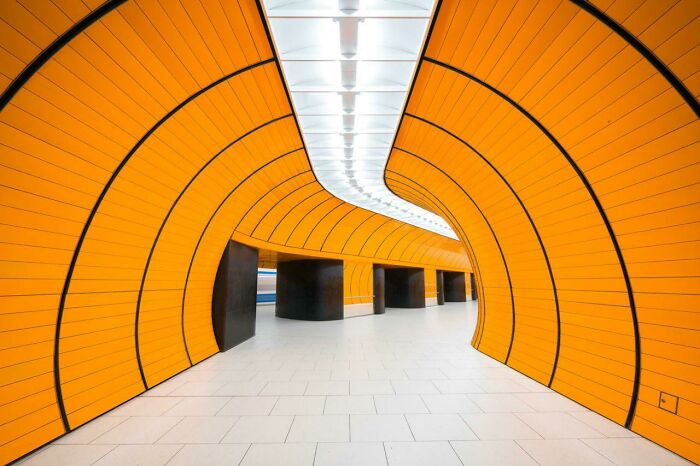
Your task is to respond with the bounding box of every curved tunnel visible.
[0,0,698,463]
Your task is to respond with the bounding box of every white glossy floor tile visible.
[167,444,250,466]
[92,417,182,444]
[221,416,293,443]
[516,412,605,439]
[516,439,615,466]
[568,411,638,438]
[271,396,325,415]
[406,414,477,441]
[92,444,180,466]
[583,438,693,466]
[516,392,588,412]
[374,395,429,414]
[306,381,349,395]
[324,396,376,414]
[433,380,483,394]
[54,417,127,444]
[451,440,538,466]
[421,394,481,413]
[350,415,413,441]
[460,413,540,440]
[157,416,238,444]
[314,442,387,466]
[468,393,534,413]
[286,415,350,442]
[106,396,182,417]
[384,441,462,466]
[240,443,316,466]
[163,396,231,416]
[260,381,308,396]
[218,396,278,416]
[19,445,114,466]
[391,380,439,395]
[350,381,394,395]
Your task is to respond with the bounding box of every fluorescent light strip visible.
[263,0,456,239]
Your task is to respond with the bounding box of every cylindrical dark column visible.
[276,259,344,321]
[212,241,259,352]
[436,270,445,305]
[385,267,425,308]
[444,271,467,302]
[373,265,385,314]
[470,273,477,300]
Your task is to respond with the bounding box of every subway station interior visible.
[1,0,698,464]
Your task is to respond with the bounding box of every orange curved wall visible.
[0,1,467,463]
[386,0,699,462]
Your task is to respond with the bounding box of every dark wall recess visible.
[470,273,477,300]
[444,271,467,302]
[373,265,385,314]
[385,267,426,308]
[276,260,344,321]
[212,241,259,351]
[436,270,445,305]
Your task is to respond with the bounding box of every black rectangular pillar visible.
[385,267,425,308]
[276,259,343,321]
[436,270,445,305]
[444,271,467,302]
[373,265,385,314]
[470,273,477,300]
[212,241,258,352]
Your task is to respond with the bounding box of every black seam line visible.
[180,148,304,338]
[357,217,393,256]
[370,222,406,258]
[385,170,486,342]
[52,58,275,432]
[320,206,359,251]
[233,170,312,235]
[0,0,128,112]
[284,195,337,246]
[249,180,317,238]
[421,57,641,429]
[279,192,334,246]
[266,187,327,242]
[133,114,293,386]
[403,113,560,375]
[385,225,423,260]
[570,0,699,119]
[392,146,515,359]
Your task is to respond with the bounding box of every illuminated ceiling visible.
[263,0,456,239]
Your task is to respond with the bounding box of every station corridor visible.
[1,0,698,464]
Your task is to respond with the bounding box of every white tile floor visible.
[19,302,692,466]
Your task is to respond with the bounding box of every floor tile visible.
[216,381,266,396]
[516,412,605,439]
[324,396,376,414]
[474,379,530,393]
[517,439,614,466]
[92,417,182,444]
[271,396,325,415]
[169,381,226,396]
[251,370,295,382]
[433,380,483,394]
[368,369,408,381]
[331,369,369,381]
[421,394,481,413]
[406,414,477,441]
[221,415,293,443]
[516,392,587,411]
[583,438,693,466]
[350,415,413,441]
[374,395,428,414]
[54,416,127,444]
[260,381,308,396]
[157,416,238,444]
[460,413,540,440]
[350,380,394,395]
[391,380,439,395]
[92,445,180,466]
[163,397,231,416]
[218,396,278,416]
[240,443,316,466]
[451,440,538,465]
[19,445,114,466]
[468,393,534,413]
[167,444,250,466]
[106,396,182,417]
[292,370,331,381]
[404,368,447,380]
[384,441,462,466]
[286,415,350,442]
[306,381,349,395]
[314,442,387,466]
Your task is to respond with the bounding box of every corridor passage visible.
[18,304,689,466]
